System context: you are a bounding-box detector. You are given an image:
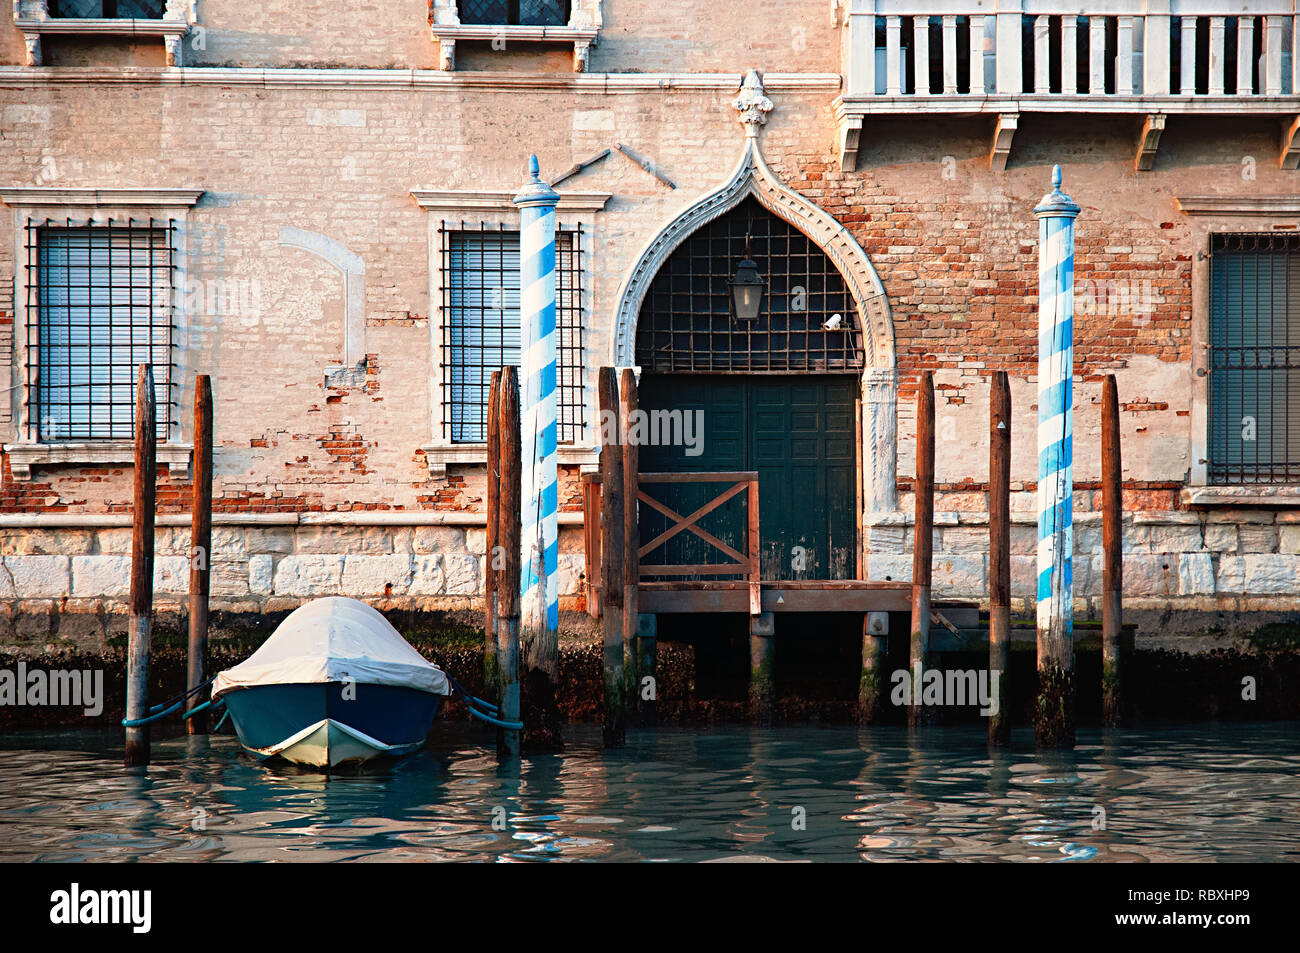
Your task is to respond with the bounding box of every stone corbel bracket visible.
[14,0,194,67]
[836,109,863,172]
[1135,113,1166,172]
[430,0,603,73]
[989,112,1018,171]
[1282,116,1300,170]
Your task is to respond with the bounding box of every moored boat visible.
[212,597,449,768]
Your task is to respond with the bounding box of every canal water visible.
[1,722,1296,862]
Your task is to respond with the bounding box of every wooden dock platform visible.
[637,579,911,615]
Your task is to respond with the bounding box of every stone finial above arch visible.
[612,139,894,372]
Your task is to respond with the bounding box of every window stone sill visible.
[4,442,192,480]
[1181,485,1300,507]
[14,16,191,66]
[429,24,599,72]
[14,18,190,36]
[421,443,597,478]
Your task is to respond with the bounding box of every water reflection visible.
[1,722,1297,862]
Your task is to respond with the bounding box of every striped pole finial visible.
[1034,164,1081,745]
[513,155,561,641]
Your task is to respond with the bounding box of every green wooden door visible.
[638,375,859,581]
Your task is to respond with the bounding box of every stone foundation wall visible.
[0,520,587,651]
[866,500,1300,617]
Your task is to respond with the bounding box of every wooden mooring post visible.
[1033,166,1080,749]
[1101,374,1123,728]
[620,368,648,725]
[187,375,213,735]
[514,158,563,752]
[598,367,626,746]
[909,370,935,730]
[858,612,886,724]
[496,367,522,757]
[484,370,502,701]
[988,370,1011,746]
[125,364,156,768]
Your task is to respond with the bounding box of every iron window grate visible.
[1207,232,1300,485]
[635,197,865,373]
[25,220,176,443]
[439,223,585,444]
[458,1,571,27]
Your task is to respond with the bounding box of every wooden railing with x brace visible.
[582,470,762,616]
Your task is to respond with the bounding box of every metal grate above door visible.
[635,197,865,374]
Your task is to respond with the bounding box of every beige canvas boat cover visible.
[213,597,449,699]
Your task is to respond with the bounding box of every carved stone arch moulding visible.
[611,137,900,521]
[612,139,894,372]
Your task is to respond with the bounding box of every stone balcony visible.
[834,0,1300,170]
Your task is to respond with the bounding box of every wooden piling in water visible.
[988,370,1011,746]
[484,370,502,701]
[187,375,213,736]
[496,367,522,758]
[620,368,646,725]
[125,364,156,768]
[858,612,885,724]
[909,371,935,730]
[1101,374,1123,728]
[597,368,626,746]
[749,611,776,726]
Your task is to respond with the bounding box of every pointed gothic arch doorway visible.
[633,196,865,581]
[612,139,900,553]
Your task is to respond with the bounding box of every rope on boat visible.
[443,673,521,730]
[144,676,215,716]
[444,673,501,715]
[120,676,223,727]
[181,699,217,721]
[464,705,524,731]
[121,696,188,727]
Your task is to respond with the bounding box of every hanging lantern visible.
[729,251,764,322]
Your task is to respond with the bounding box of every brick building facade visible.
[1,0,1298,649]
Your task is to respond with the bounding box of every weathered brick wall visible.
[0,76,833,645]
[769,112,1300,618]
[0,519,588,649]
[594,1,838,74]
[2,1,840,71]
[0,5,1297,648]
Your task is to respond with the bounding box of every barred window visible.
[48,1,165,17]
[26,221,175,442]
[458,1,571,27]
[440,224,585,444]
[1208,233,1300,484]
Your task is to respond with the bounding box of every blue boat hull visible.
[222,682,441,768]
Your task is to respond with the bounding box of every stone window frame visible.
[429,0,602,72]
[1177,194,1300,507]
[410,187,610,478]
[1,187,202,480]
[12,0,197,67]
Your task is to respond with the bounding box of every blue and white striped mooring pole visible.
[1034,164,1081,746]
[513,156,561,704]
